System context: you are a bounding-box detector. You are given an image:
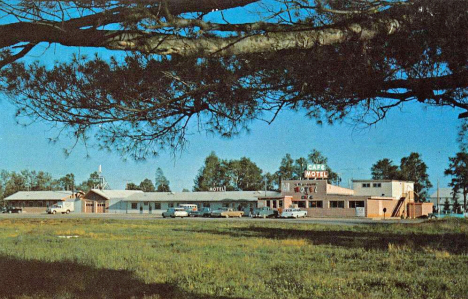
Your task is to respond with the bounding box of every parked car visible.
[162,207,189,218]
[251,207,278,218]
[211,207,244,218]
[280,208,307,218]
[179,204,198,213]
[190,207,211,217]
[46,202,74,214]
[4,206,23,214]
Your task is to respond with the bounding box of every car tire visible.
[66,210,70,214]
[52,210,56,215]
[8,210,11,214]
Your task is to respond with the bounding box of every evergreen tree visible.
[275,154,298,186]
[400,153,432,201]
[452,197,461,214]
[443,198,451,213]
[126,183,140,190]
[155,168,171,192]
[139,178,155,192]
[55,173,76,191]
[307,149,340,185]
[193,152,229,191]
[371,159,401,180]
[445,152,468,213]
[227,157,263,191]
[76,172,101,192]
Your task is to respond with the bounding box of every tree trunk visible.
[464,190,467,214]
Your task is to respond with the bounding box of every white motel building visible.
[5,178,433,218]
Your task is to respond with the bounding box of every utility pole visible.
[437,179,440,217]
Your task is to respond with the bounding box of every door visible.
[85,202,94,213]
[96,202,106,213]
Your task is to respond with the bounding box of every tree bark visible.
[0,17,402,57]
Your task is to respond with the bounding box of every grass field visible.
[0,218,467,299]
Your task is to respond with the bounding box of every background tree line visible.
[6,148,468,209]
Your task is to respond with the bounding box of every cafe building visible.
[258,177,432,218]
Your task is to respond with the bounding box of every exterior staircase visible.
[391,196,406,217]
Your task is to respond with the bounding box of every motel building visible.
[258,179,432,218]
[3,163,432,218]
[4,179,433,218]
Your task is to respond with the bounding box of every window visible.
[309,201,323,208]
[203,203,210,208]
[168,203,174,208]
[273,201,277,208]
[296,201,306,208]
[222,203,229,207]
[279,200,283,208]
[362,183,370,188]
[155,203,161,209]
[131,203,138,209]
[373,183,382,188]
[330,201,345,208]
[349,201,365,208]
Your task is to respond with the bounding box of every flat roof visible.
[352,179,414,183]
[5,191,73,201]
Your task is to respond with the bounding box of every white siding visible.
[353,181,413,199]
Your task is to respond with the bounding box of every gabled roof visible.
[429,188,462,199]
[85,189,144,200]
[126,191,281,202]
[5,191,73,201]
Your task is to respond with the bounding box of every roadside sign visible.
[307,164,326,171]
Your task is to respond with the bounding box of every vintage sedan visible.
[279,208,307,218]
[210,207,244,218]
[3,206,23,214]
[251,207,278,218]
[190,207,212,217]
[162,207,189,218]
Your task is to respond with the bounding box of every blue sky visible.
[0,3,463,193]
[0,88,461,192]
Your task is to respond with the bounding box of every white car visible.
[162,208,189,218]
[280,208,307,218]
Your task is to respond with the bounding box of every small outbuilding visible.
[4,191,76,213]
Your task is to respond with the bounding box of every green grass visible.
[0,218,467,298]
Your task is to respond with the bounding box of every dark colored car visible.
[4,206,23,213]
[190,207,212,217]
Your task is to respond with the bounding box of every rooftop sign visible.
[304,170,329,179]
[307,164,326,171]
[209,186,226,192]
